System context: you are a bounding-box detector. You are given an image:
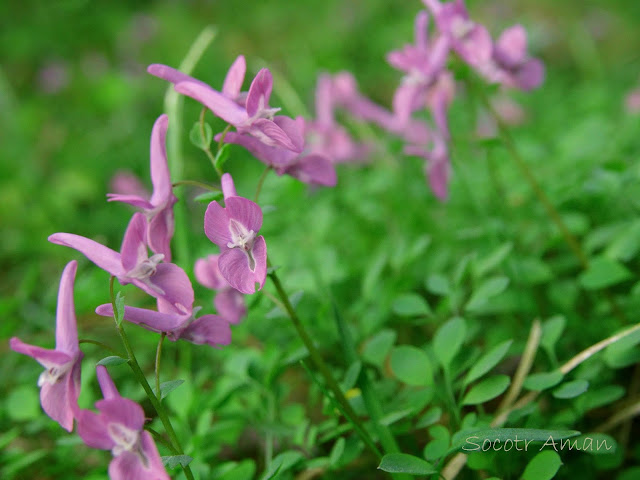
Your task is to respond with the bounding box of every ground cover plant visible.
[2,0,640,479]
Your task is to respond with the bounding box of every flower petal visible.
[225,196,263,234]
[222,131,291,167]
[147,206,175,262]
[77,408,113,449]
[147,64,207,87]
[175,81,247,126]
[222,55,246,99]
[48,233,124,277]
[246,68,273,117]
[40,356,82,432]
[214,288,246,324]
[95,397,145,432]
[180,314,232,347]
[96,364,120,400]
[221,172,237,200]
[284,153,337,187]
[10,337,73,366]
[109,431,170,480]
[107,194,154,210]
[194,255,227,290]
[148,263,194,312]
[219,247,258,294]
[149,114,173,206]
[204,201,232,248]
[96,303,187,333]
[55,260,79,355]
[248,118,301,152]
[273,116,305,153]
[120,213,149,273]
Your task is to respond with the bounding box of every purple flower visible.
[49,213,193,311]
[148,58,302,152]
[77,366,170,480]
[481,25,545,91]
[220,116,337,187]
[107,115,178,261]
[10,261,83,432]
[204,173,267,294]
[304,74,370,164]
[422,0,492,68]
[95,299,232,348]
[195,254,247,325]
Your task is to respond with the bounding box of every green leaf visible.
[194,191,223,204]
[464,339,512,386]
[603,327,640,368]
[341,361,361,390]
[415,406,442,429]
[433,317,466,368]
[523,371,564,391]
[579,256,632,290]
[474,242,513,277]
[217,460,256,480]
[96,356,128,367]
[361,329,396,368]
[392,293,431,317]
[162,455,193,469]
[260,451,304,480]
[466,276,510,311]
[552,380,589,399]
[390,346,433,386]
[540,316,566,352]
[462,375,510,405]
[215,143,231,170]
[154,379,185,400]
[521,450,562,480]
[329,437,345,467]
[425,273,450,296]
[453,428,581,452]
[571,433,616,455]
[189,121,213,150]
[378,453,437,475]
[423,425,450,461]
[114,291,125,327]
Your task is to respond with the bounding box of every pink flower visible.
[482,25,545,91]
[195,255,247,325]
[49,213,193,311]
[220,117,337,187]
[77,366,170,480]
[107,115,178,261]
[148,58,302,152]
[405,132,451,201]
[204,173,267,294]
[10,261,83,432]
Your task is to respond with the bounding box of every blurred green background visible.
[2,0,640,479]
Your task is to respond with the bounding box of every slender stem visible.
[172,179,220,191]
[78,339,121,356]
[497,319,541,412]
[200,107,223,177]
[155,333,166,400]
[217,124,232,153]
[109,278,195,480]
[268,270,379,457]
[145,426,178,454]
[594,397,640,433]
[254,166,272,203]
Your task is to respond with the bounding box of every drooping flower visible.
[195,254,247,325]
[107,115,178,261]
[49,213,193,311]
[481,24,545,91]
[10,260,83,432]
[95,299,232,348]
[405,132,451,201]
[204,173,267,294]
[148,59,303,152]
[77,366,170,480]
[220,116,337,187]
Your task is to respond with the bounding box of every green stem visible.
[172,179,220,191]
[199,107,223,176]
[155,333,166,400]
[442,367,460,429]
[217,124,232,153]
[267,269,379,458]
[145,426,178,454]
[254,166,271,203]
[78,339,121,356]
[109,278,195,480]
